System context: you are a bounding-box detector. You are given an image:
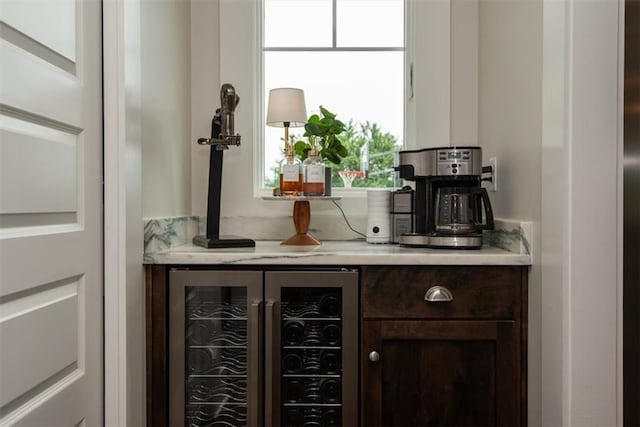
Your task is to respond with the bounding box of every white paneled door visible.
[0,0,103,425]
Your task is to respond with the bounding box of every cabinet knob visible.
[368,351,380,362]
[424,286,454,302]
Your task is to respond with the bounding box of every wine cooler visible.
[169,269,358,427]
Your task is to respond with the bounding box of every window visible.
[262,0,405,189]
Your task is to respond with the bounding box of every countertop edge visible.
[143,241,532,266]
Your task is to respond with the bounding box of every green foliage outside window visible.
[265,120,401,189]
[335,120,400,188]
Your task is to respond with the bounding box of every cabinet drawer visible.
[361,266,523,320]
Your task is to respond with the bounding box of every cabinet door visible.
[265,270,358,427]
[169,270,263,427]
[362,320,520,427]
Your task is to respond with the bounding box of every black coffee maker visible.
[396,146,494,249]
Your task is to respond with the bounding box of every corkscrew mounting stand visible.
[193,84,255,249]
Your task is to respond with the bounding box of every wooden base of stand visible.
[282,233,321,246]
[262,196,340,246]
[282,200,321,246]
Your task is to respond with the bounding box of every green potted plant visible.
[293,106,348,164]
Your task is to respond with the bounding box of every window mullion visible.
[332,0,337,48]
[264,47,404,52]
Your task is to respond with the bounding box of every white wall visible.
[450,0,478,146]
[190,0,220,216]
[123,0,145,419]
[141,0,191,218]
[103,0,145,424]
[540,0,566,423]
[478,1,543,425]
[551,0,621,424]
[479,0,543,221]
[405,0,451,150]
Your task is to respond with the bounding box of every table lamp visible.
[266,87,307,152]
[266,88,308,195]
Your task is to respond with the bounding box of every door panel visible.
[0,0,76,61]
[265,271,358,427]
[0,232,85,296]
[362,320,519,427]
[0,285,78,407]
[0,120,78,214]
[0,39,82,124]
[0,0,102,424]
[169,270,263,427]
[382,339,496,426]
[185,286,249,426]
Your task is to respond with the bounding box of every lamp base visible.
[193,235,256,249]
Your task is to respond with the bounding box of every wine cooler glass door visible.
[265,270,358,427]
[170,270,262,427]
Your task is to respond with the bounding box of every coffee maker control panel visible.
[436,149,480,176]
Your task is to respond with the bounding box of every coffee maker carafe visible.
[396,146,494,249]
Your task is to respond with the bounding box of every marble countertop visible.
[144,240,531,266]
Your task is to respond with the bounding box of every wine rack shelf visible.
[281,289,344,426]
[185,286,249,427]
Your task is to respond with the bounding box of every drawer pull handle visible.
[424,286,454,302]
[369,351,380,362]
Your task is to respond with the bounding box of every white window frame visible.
[257,0,407,197]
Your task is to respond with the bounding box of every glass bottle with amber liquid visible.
[279,145,303,195]
[302,143,325,196]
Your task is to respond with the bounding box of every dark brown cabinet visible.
[360,266,527,427]
[147,264,528,427]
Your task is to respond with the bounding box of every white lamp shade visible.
[266,87,307,128]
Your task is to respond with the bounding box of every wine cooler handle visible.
[265,300,280,427]
[248,301,262,426]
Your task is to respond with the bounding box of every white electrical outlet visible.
[488,157,497,192]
